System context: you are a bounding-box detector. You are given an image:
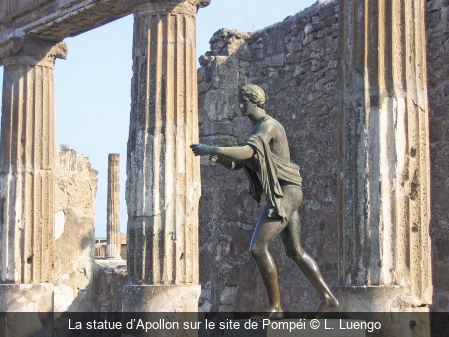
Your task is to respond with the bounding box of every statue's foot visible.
[311,295,339,318]
[251,307,284,321]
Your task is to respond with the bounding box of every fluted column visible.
[123,0,210,312]
[0,37,67,311]
[106,153,121,259]
[337,0,431,311]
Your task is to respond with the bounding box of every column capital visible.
[0,37,67,68]
[133,0,210,16]
[109,153,120,162]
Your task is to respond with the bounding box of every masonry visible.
[196,0,447,315]
[196,2,341,312]
[0,0,448,332]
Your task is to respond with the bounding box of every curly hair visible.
[239,84,265,109]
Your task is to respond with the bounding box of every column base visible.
[332,285,429,312]
[333,285,403,312]
[0,283,54,337]
[105,244,121,259]
[0,283,53,311]
[122,284,201,312]
[332,286,430,337]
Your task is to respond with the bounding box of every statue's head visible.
[238,84,265,109]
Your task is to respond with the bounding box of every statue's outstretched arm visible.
[190,143,254,160]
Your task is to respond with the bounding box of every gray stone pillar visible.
[106,153,121,259]
[0,38,67,311]
[123,0,210,312]
[337,0,432,312]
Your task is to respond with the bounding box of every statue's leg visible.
[279,210,339,313]
[249,205,287,319]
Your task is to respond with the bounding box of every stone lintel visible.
[0,0,134,51]
[0,0,210,54]
[133,0,210,19]
[134,0,211,9]
[122,284,201,312]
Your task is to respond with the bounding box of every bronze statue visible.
[191,84,339,319]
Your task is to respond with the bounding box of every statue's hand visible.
[190,143,212,156]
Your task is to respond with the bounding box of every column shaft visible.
[106,153,121,258]
[0,39,67,285]
[338,0,431,305]
[126,0,206,286]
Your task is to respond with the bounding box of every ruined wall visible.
[426,0,449,312]
[54,148,129,312]
[93,260,127,312]
[197,0,340,312]
[54,148,98,311]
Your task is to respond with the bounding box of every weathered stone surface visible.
[106,153,121,259]
[0,283,53,311]
[0,0,212,52]
[0,0,446,324]
[124,0,208,312]
[0,0,134,51]
[197,1,341,313]
[426,0,449,313]
[93,260,127,312]
[0,284,54,336]
[196,0,441,318]
[126,0,201,286]
[122,284,201,312]
[0,38,66,286]
[54,147,98,312]
[338,0,432,314]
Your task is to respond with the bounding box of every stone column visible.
[123,0,210,312]
[0,37,67,311]
[106,153,121,259]
[337,0,432,311]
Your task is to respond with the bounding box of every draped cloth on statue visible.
[243,134,302,221]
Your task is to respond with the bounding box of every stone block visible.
[122,284,201,312]
[0,283,53,312]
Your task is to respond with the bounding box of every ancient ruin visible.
[123,0,208,312]
[0,0,448,335]
[0,38,67,311]
[106,153,121,259]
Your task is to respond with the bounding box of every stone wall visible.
[54,147,98,311]
[197,0,340,312]
[197,0,449,314]
[93,260,127,312]
[426,0,449,312]
[54,148,130,313]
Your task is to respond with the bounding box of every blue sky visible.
[0,0,316,237]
